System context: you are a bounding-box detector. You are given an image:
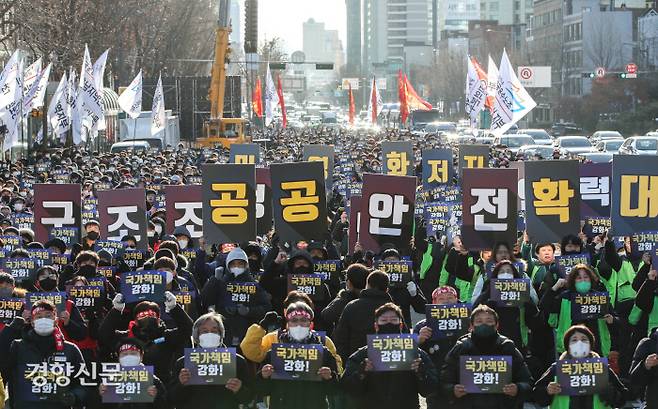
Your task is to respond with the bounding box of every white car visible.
[492,134,536,153]
[618,136,658,155]
[554,136,594,156]
[590,131,623,143]
[518,129,553,146]
[595,139,623,153]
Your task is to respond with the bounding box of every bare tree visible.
[585,14,622,70]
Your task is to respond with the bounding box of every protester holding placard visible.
[467,241,523,303]
[473,261,539,355]
[441,305,532,409]
[451,238,489,303]
[97,338,167,408]
[534,325,627,409]
[342,302,437,409]
[169,312,254,409]
[0,272,26,334]
[201,248,271,346]
[153,256,200,322]
[543,264,616,358]
[260,249,313,314]
[0,299,87,409]
[379,248,427,330]
[98,294,192,384]
[259,302,338,409]
[521,233,561,295]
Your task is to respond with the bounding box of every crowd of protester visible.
[0,125,654,409]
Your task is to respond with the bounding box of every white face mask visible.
[569,340,590,358]
[14,203,23,211]
[230,267,246,276]
[33,318,55,336]
[154,225,163,235]
[288,326,310,341]
[178,239,188,249]
[498,272,514,280]
[165,271,174,284]
[198,332,222,348]
[119,354,142,367]
[147,231,155,238]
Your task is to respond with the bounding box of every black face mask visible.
[86,231,99,241]
[39,278,58,291]
[377,323,402,334]
[77,265,97,278]
[248,259,261,272]
[293,266,311,275]
[471,324,498,351]
[1,196,9,203]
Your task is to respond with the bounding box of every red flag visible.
[398,70,409,124]
[252,78,263,118]
[348,83,355,125]
[403,74,432,112]
[370,77,378,124]
[471,56,492,111]
[276,75,287,128]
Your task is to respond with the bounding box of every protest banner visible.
[271,343,324,381]
[367,333,418,371]
[460,355,512,393]
[184,347,237,385]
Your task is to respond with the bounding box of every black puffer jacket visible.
[260,250,314,313]
[631,329,658,407]
[332,288,393,361]
[321,289,359,332]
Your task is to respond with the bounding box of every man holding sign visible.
[441,305,531,408]
[341,303,437,409]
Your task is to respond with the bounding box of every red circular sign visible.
[519,67,533,80]
[626,63,638,74]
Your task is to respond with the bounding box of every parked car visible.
[492,134,536,153]
[518,129,553,145]
[618,136,658,155]
[595,139,623,153]
[554,136,594,156]
[551,122,583,137]
[517,144,555,160]
[577,152,614,163]
[110,141,151,153]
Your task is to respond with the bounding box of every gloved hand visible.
[237,305,250,316]
[164,291,177,312]
[214,267,225,280]
[406,281,418,297]
[225,305,237,315]
[259,311,281,330]
[112,294,125,311]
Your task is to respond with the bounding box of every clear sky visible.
[245,0,347,55]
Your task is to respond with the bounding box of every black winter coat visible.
[332,288,393,362]
[630,329,658,407]
[321,289,359,332]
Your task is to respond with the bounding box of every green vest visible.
[438,253,450,287]
[629,295,658,336]
[419,242,433,280]
[454,257,480,302]
[551,390,609,409]
[549,297,611,356]
[599,260,637,307]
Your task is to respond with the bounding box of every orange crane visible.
[199,0,248,148]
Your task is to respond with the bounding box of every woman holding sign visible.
[541,264,616,357]
[169,312,254,409]
[534,325,627,408]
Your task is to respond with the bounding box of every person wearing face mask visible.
[0,299,87,409]
[308,240,341,297]
[96,338,167,409]
[244,241,265,281]
[200,248,270,346]
[260,249,314,314]
[543,264,616,358]
[169,313,254,409]
[535,325,627,409]
[10,197,28,215]
[468,242,524,303]
[441,305,532,409]
[413,286,463,408]
[259,302,338,409]
[59,251,103,289]
[32,266,88,342]
[146,221,159,250]
[521,232,561,297]
[79,220,101,251]
[342,303,438,409]
[0,273,26,335]
[472,261,540,358]
[98,296,193,384]
[154,256,199,322]
[451,237,489,303]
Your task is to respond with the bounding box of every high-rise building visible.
[362,0,387,71]
[302,18,344,72]
[229,0,241,48]
[386,0,432,62]
[638,8,658,70]
[346,0,362,73]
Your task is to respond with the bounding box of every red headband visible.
[286,309,312,321]
[432,286,458,301]
[119,343,141,354]
[136,310,159,320]
[31,306,53,318]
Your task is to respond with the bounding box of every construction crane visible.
[199,0,247,148]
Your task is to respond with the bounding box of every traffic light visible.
[244,0,258,54]
[269,62,286,70]
[617,73,627,79]
[581,72,595,78]
[315,63,334,70]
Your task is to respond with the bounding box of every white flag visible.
[23,58,42,97]
[491,50,537,137]
[0,50,23,151]
[118,70,142,119]
[264,65,279,126]
[465,57,486,128]
[487,55,499,107]
[151,74,166,136]
[69,67,82,145]
[80,45,103,135]
[367,77,382,124]
[48,73,71,137]
[23,63,52,113]
[93,49,109,131]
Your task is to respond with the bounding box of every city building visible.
[229,0,241,49]
[467,20,513,65]
[345,0,362,73]
[638,8,658,70]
